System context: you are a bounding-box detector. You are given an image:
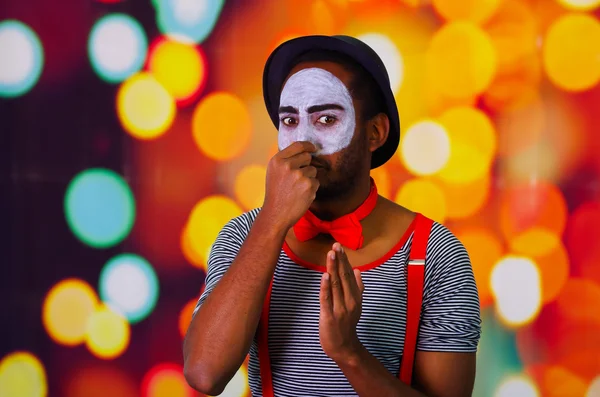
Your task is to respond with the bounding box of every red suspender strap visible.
[257,280,275,397]
[399,213,433,385]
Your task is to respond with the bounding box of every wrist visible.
[332,339,366,369]
[255,207,292,239]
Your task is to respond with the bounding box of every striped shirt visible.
[194,209,481,396]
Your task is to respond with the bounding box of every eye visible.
[281,117,297,126]
[317,115,336,125]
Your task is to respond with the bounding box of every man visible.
[183,35,481,397]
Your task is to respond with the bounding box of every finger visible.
[300,165,317,178]
[279,141,317,158]
[355,269,365,299]
[326,250,344,311]
[320,272,333,316]
[333,243,360,299]
[286,151,313,169]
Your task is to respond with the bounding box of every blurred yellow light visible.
[543,13,600,92]
[491,256,542,327]
[42,278,98,346]
[427,22,497,99]
[456,227,503,307]
[186,195,243,264]
[117,72,176,139]
[587,375,600,397]
[0,352,47,397]
[439,175,490,220]
[192,92,252,161]
[395,179,446,223]
[509,227,560,258]
[495,374,540,397]
[370,165,392,199]
[234,164,266,211]
[557,0,600,11]
[147,39,205,104]
[356,33,404,93]
[85,305,130,359]
[432,0,501,24]
[437,106,496,184]
[218,365,250,397]
[180,227,205,270]
[400,120,450,176]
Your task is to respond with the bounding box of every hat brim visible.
[263,35,400,169]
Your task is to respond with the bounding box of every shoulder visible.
[214,208,262,246]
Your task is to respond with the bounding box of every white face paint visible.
[278,68,356,156]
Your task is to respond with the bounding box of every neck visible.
[309,175,372,221]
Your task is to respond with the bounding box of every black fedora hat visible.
[262,35,400,169]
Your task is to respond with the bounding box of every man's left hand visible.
[319,242,365,363]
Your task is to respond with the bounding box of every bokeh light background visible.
[1,0,600,396]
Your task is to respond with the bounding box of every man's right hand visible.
[262,141,320,229]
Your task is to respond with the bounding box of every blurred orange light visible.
[141,363,195,397]
[117,72,176,140]
[65,365,137,397]
[370,165,392,200]
[395,178,446,223]
[234,164,267,211]
[543,13,600,92]
[556,278,600,327]
[438,174,490,220]
[499,181,567,243]
[526,365,588,397]
[494,91,545,157]
[455,227,503,307]
[147,38,206,106]
[432,0,502,24]
[178,298,198,339]
[484,0,538,75]
[42,278,98,346]
[192,92,252,161]
[426,22,497,100]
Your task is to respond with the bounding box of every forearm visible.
[183,210,287,393]
[335,344,426,397]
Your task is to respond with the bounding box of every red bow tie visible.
[293,179,378,250]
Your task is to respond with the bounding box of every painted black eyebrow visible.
[307,104,345,113]
[278,106,298,114]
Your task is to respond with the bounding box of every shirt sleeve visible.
[191,212,251,318]
[416,223,482,352]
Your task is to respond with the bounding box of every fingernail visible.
[329,251,335,260]
[323,273,330,280]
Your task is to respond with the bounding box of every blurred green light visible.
[64,168,135,248]
[154,0,225,44]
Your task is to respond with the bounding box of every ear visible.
[366,113,390,154]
